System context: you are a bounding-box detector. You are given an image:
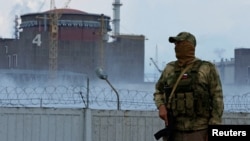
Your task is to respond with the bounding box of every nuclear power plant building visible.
[0,8,145,85]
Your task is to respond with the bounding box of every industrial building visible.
[0,1,250,86]
[216,48,250,85]
[0,6,145,85]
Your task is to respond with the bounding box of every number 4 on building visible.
[32,34,42,46]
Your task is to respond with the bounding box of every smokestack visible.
[14,15,20,39]
[112,0,122,36]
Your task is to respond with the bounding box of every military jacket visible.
[153,58,224,131]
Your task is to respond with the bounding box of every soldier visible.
[153,32,224,141]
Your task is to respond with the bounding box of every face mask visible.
[175,41,195,66]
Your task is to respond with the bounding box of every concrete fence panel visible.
[0,107,250,141]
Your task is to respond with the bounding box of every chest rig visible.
[174,60,202,93]
[168,60,210,117]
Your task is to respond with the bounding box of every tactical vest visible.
[169,60,211,118]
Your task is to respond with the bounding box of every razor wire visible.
[0,85,250,112]
[0,85,155,110]
[223,92,250,112]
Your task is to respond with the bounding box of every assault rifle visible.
[154,86,174,140]
[154,109,174,140]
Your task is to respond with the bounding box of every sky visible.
[1,0,250,75]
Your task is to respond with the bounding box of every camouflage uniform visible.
[153,32,224,141]
[154,58,224,131]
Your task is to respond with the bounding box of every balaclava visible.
[168,32,196,66]
[175,40,195,66]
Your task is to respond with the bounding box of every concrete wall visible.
[0,107,249,141]
[0,108,85,141]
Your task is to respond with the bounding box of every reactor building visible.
[0,7,145,85]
